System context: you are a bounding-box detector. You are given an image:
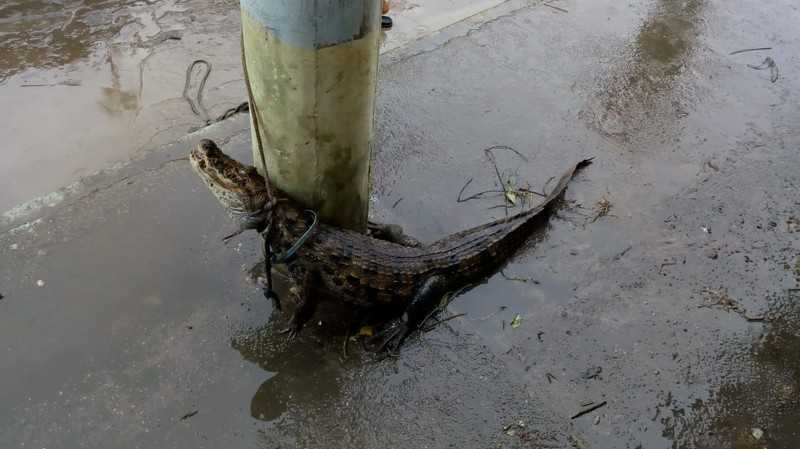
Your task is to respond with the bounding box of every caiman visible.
[190,138,591,349]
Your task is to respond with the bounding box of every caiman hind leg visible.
[367,221,422,247]
[372,275,448,353]
[279,268,319,340]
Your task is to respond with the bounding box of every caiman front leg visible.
[367,221,421,247]
[260,235,281,311]
[373,275,448,352]
[279,267,318,340]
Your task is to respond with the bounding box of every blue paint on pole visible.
[241,0,379,48]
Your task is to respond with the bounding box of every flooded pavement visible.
[0,0,247,212]
[2,0,800,448]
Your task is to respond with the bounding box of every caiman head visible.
[189,139,273,231]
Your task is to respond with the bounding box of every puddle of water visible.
[0,0,242,212]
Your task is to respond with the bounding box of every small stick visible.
[571,401,607,419]
[457,178,506,203]
[422,313,466,332]
[484,145,529,162]
[484,150,510,217]
[729,47,772,55]
[543,3,568,13]
[180,410,199,420]
[517,187,546,198]
[659,261,676,274]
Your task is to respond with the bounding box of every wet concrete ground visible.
[2,0,800,448]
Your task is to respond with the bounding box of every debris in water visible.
[421,313,466,332]
[36,280,45,287]
[9,243,18,250]
[581,366,603,380]
[543,2,568,13]
[502,420,526,435]
[747,56,779,83]
[700,288,740,312]
[456,146,546,216]
[591,193,612,222]
[504,184,518,205]
[510,314,523,328]
[751,428,764,440]
[729,47,772,55]
[180,410,198,420]
[571,401,607,419]
[699,288,768,322]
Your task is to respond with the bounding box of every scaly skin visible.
[190,139,591,349]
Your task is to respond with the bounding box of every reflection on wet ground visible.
[579,0,706,143]
[232,299,355,423]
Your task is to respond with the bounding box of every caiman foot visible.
[369,318,412,354]
[367,275,448,353]
[278,322,300,341]
[275,270,317,342]
[367,221,422,247]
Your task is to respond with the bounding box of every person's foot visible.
[382,0,392,30]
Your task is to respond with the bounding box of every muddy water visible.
[0,0,244,212]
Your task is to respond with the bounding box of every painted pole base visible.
[241,0,381,231]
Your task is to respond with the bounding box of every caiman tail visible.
[424,158,593,280]
[371,157,592,351]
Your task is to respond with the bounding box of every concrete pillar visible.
[240,0,381,232]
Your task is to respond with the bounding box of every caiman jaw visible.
[189,139,270,215]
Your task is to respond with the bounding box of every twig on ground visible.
[571,401,607,420]
[729,47,772,55]
[543,3,568,13]
[422,313,466,332]
[180,410,199,421]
